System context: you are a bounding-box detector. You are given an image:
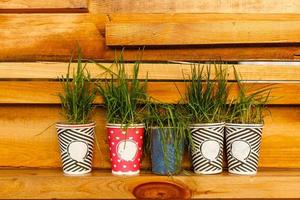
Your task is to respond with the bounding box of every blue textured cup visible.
[151,128,184,175]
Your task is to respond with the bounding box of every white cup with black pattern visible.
[56,122,95,175]
[225,123,263,175]
[190,122,225,174]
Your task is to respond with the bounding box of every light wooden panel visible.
[89,0,300,14]
[0,0,87,9]
[2,13,300,61]
[106,21,300,46]
[1,62,300,81]
[0,81,297,104]
[0,105,299,168]
[0,169,299,199]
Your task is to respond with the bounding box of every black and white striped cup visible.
[56,122,95,175]
[190,123,225,174]
[225,123,263,175]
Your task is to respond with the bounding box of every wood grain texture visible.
[0,105,299,168]
[0,0,87,9]
[0,14,104,61]
[89,0,300,14]
[0,81,296,104]
[106,21,300,46]
[1,62,300,81]
[0,169,299,199]
[2,13,300,61]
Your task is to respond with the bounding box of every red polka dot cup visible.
[106,124,144,175]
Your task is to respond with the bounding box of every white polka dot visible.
[122,131,126,134]
[123,165,127,168]
[111,142,115,145]
[117,159,121,163]
[139,147,141,150]
[139,136,143,139]
[129,137,133,140]
[112,153,116,157]
[110,131,114,134]
[138,158,140,161]
[133,164,137,168]
[116,137,120,140]
[108,136,110,139]
[113,164,116,167]
[135,131,139,134]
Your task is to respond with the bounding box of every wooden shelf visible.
[0,169,299,199]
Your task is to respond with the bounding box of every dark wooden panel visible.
[0,0,87,13]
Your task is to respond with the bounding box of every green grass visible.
[95,52,148,125]
[227,67,272,124]
[58,47,96,124]
[184,63,228,124]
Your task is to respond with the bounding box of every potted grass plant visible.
[56,48,97,175]
[225,68,271,175]
[96,54,148,175]
[185,64,228,174]
[145,103,189,175]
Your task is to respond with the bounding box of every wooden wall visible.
[1,0,300,171]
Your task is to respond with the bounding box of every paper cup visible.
[225,123,263,175]
[151,128,184,175]
[107,124,144,175]
[56,122,95,175]
[190,123,224,174]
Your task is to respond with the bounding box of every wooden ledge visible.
[0,169,299,199]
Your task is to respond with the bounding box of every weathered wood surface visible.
[0,169,299,199]
[0,106,299,168]
[89,0,300,14]
[2,14,300,61]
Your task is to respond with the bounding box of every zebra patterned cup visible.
[56,122,95,175]
[225,123,263,175]
[190,123,225,174]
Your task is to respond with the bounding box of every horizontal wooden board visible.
[0,81,297,104]
[89,0,300,14]
[1,62,300,81]
[106,21,300,46]
[0,169,300,199]
[0,14,104,61]
[0,105,299,168]
[2,14,300,61]
[0,0,87,9]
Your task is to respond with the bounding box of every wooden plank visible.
[1,62,300,81]
[89,0,300,14]
[0,169,299,199]
[0,0,87,9]
[0,81,297,104]
[0,105,299,168]
[1,13,300,61]
[0,14,104,61]
[106,21,300,46]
